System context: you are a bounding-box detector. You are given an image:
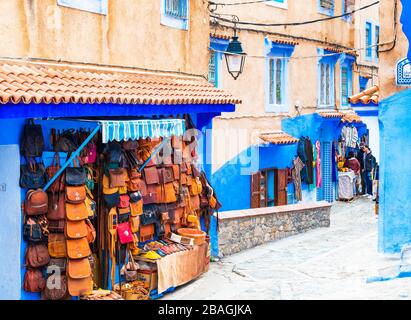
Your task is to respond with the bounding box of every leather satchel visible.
[130,200,143,216]
[65,220,88,239]
[48,219,65,233]
[48,233,67,259]
[67,258,92,279]
[102,175,119,195]
[25,189,48,216]
[143,167,160,185]
[23,218,47,242]
[118,194,130,208]
[66,186,86,204]
[66,202,89,221]
[109,168,126,188]
[142,184,160,204]
[139,224,155,242]
[66,238,91,259]
[20,159,48,189]
[25,243,50,268]
[140,205,158,225]
[23,269,46,293]
[67,276,93,296]
[66,167,86,186]
[46,153,65,193]
[130,216,140,233]
[159,183,177,204]
[189,177,203,196]
[43,275,68,300]
[159,167,175,184]
[47,192,66,221]
[117,222,134,244]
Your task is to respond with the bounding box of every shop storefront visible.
[0,59,240,300]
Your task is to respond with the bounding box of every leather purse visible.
[67,258,92,279]
[102,175,119,194]
[23,217,47,242]
[25,243,50,268]
[66,186,86,204]
[117,222,134,244]
[67,276,93,297]
[43,275,68,300]
[161,211,170,222]
[130,200,143,216]
[130,216,140,233]
[140,205,158,225]
[139,224,155,242]
[66,202,89,221]
[85,219,96,244]
[25,189,48,216]
[65,220,88,239]
[103,192,120,208]
[65,167,86,186]
[143,167,160,185]
[48,233,67,259]
[48,219,65,233]
[118,194,130,208]
[46,153,65,193]
[189,177,203,196]
[47,192,66,221]
[129,191,142,203]
[20,159,48,190]
[142,184,160,204]
[109,168,126,188]
[23,269,46,293]
[66,237,91,259]
[159,167,175,184]
[159,183,177,204]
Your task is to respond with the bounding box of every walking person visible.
[344,151,361,195]
[360,145,376,199]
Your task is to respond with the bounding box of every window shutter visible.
[208,52,216,87]
[275,169,288,206]
[320,0,334,10]
[251,172,262,208]
[322,141,334,202]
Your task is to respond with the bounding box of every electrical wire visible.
[210,1,379,27]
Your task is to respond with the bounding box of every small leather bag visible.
[130,216,140,233]
[85,219,96,244]
[25,243,50,268]
[130,200,143,216]
[20,158,48,190]
[139,224,155,242]
[47,192,66,221]
[66,202,89,221]
[66,238,91,259]
[23,217,47,242]
[143,167,160,185]
[159,183,177,204]
[117,222,134,244]
[66,186,86,204]
[140,205,158,225]
[43,275,68,300]
[189,177,203,196]
[48,219,65,233]
[67,258,92,279]
[129,191,142,203]
[143,184,160,204]
[23,269,46,293]
[67,276,93,297]
[48,233,67,259]
[159,167,175,184]
[104,192,120,208]
[102,175,119,195]
[65,220,88,239]
[46,153,65,193]
[118,194,130,208]
[109,168,126,188]
[25,189,48,216]
[65,166,86,186]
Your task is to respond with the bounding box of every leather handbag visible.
[25,189,48,216]
[67,276,93,297]
[103,175,119,194]
[23,269,46,293]
[66,237,91,259]
[66,165,86,186]
[159,183,177,204]
[23,217,47,242]
[66,202,89,221]
[190,195,201,211]
[46,153,65,193]
[142,184,160,204]
[189,177,203,196]
[139,224,155,242]
[21,119,45,158]
[47,192,66,221]
[143,167,160,185]
[159,167,175,184]
[25,243,50,268]
[67,258,92,279]
[118,194,130,208]
[140,205,158,225]
[85,219,96,244]
[66,186,86,204]
[43,275,68,300]
[129,191,142,203]
[20,160,48,190]
[48,233,67,259]
[117,222,134,244]
[109,168,126,188]
[104,192,120,208]
[123,250,139,282]
[48,219,65,233]
[130,200,143,216]
[130,216,140,233]
[65,220,88,239]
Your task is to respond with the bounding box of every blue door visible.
[317,141,334,202]
[0,145,22,299]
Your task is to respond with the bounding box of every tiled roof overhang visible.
[259,131,299,145]
[349,85,379,105]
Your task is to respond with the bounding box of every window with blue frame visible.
[161,0,189,30]
[318,48,339,109]
[57,0,107,14]
[342,0,354,21]
[209,37,229,88]
[209,52,217,87]
[267,0,288,9]
[318,0,334,16]
[375,25,380,59]
[340,54,354,108]
[359,76,369,92]
[264,38,296,113]
[365,22,372,59]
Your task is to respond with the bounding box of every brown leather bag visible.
[143,184,160,204]
[159,183,177,204]
[67,258,92,279]
[66,186,86,204]
[143,167,160,185]
[109,168,126,188]
[48,219,65,233]
[66,202,89,221]
[47,192,66,221]
[159,167,175,184]
[66,238,91,259]
[130,216,140,233]
[190,195,201,211]
[23,269,46,293]
[43,275,68,300]
[85,219,96,244]
[48,233,67,259]
[25,189,48,215]
[130,200,143,216]
[25,243,50,268]
[46,153,65,194]
[67,276,93,296]
[65,220,88,239]
[189,177,203,196]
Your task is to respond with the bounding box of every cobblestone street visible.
[164,198,411,300]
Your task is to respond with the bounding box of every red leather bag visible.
[47,192,66,221]
[117,222,134,244]
[46,153,65,193]
[118,194,130,208]
[23,269,46,293]
[25,189,48,215]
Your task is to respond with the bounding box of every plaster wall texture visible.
[0,0,210,76]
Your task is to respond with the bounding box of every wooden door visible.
[275,169,288,206]
[251,172,261,208]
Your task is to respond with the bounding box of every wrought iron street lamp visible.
[224,17,246,80]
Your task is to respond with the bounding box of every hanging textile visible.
[305,137,314,185]
[292,157,304,201]
[297,137,308,184]
[315,141,322,188]
[100,119,185,143]
[341,125,359,148]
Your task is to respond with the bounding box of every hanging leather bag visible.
[48,219,65,233]
[43,275,68,300]
[109,168,126,188]
[117,222,134,244]
[65,159,86,186]
[25,189,48,216]
[118,194,130,208]
[21,119,45,158]
[20,158,48,189]
[23,269,46,293]
[143,167,160,185]
[66,202,89,221]
[67,258,92,279]
[142,184,160,204]
[140,205,158,225]
[48,233,67,259]
[66,238,91,259]
[47,192,66,221]
[25,243,50,268]
[23,217,48,242]
[65,220,88,239]
[46,153,65,193]
[66,186,86,204]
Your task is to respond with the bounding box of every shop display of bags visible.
[20,159,48,189]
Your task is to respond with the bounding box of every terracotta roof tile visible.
[318,111,362,123]
[259,131,299,145]
[210,32,231,40]
[349,85,379,105]
[268,37,299,46]
[0,59,242,105]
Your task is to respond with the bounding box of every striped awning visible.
[100,119,185,143]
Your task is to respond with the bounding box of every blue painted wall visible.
[379,89,411,253]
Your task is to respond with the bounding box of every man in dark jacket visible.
[361,145,376,198]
